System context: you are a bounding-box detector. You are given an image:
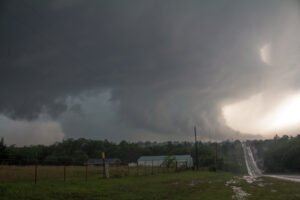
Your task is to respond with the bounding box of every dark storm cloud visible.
[1,0,299,142]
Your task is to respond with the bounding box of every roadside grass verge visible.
[226,176,300,200]
[242,176,300,200]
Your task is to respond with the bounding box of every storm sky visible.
[1,0,300,146]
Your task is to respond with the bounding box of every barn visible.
[137,155,193,167]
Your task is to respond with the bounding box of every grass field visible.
[0,169,300,200]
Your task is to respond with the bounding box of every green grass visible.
[0,170,300,200]
[0,171,234,200]
[240,176,300,200]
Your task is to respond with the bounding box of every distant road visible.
[242,142,300,183]
[264,175,300,183]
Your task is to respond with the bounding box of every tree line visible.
[0,137,246,174]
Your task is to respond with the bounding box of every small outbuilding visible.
[137,155,193,167]
[86,158,121,166]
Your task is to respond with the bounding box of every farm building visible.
[128,162,137,167]
[137,155,193,167]
[86,158,121,166]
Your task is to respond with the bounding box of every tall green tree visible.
[0,137,8,163]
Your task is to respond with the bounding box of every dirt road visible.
[242,142,300,183]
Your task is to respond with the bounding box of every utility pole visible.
[194,126,199,170]
[214,142,217,171]
[34,153,38,184]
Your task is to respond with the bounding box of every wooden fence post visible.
[102,152,105,178]
[103,160,105,178]
[85,164,88,182]
[64,164,66,182]
[34,155,38,184]
[151,160,153,175]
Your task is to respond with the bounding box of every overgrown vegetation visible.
[249,134,300,173]
[221,140,247,174]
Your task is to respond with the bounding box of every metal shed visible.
[137,155,193,167]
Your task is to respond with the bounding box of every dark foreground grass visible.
[1,171,300,200]
[0,171,234,200]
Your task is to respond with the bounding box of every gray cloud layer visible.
[1,0,300,144]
